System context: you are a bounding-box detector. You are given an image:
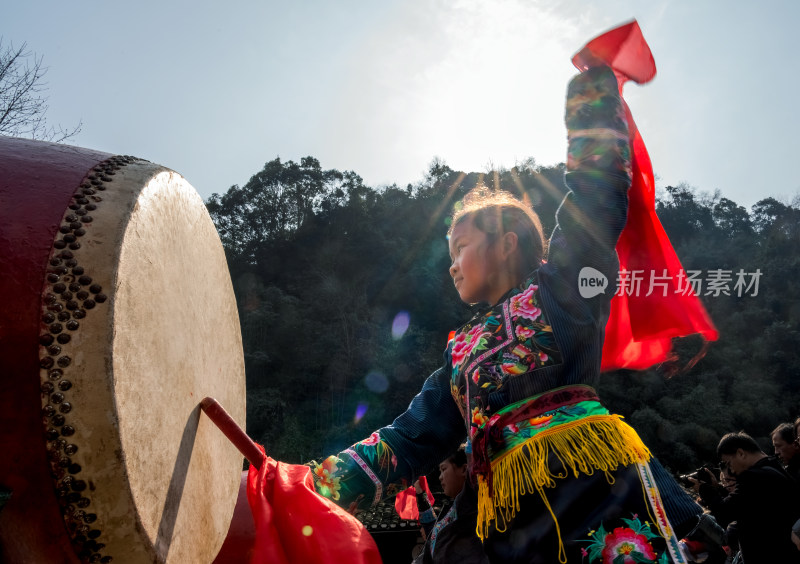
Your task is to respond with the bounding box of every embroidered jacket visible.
[308,66,697,531]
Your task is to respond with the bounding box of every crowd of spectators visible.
[683,416,800,564]
[398,420,800,564]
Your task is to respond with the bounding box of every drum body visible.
[0,136,246,563]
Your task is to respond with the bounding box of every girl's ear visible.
[501,231,519,259]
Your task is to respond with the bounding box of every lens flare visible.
[354,402,368,423]
[302,525,313,537]
[391,311,410,340]
[365,370,389,393]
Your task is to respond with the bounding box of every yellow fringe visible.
[476,414,651,562]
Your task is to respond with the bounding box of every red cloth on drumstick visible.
[394,475,434,520]
[246,445,381,564]
[571,20,718,371]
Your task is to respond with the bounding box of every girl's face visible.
[438,460,467,499]
[448,216,507,305]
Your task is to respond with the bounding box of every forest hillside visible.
[206,156,800,473]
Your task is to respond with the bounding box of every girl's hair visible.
[448,187,546,272]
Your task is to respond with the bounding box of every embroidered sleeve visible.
[309,363,466,512]
[548,64,632,293]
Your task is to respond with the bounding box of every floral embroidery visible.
[447,272,562,425]
[472,406,488,428]
[582,515,667,564]
[312,455,343,501]
[360,432,380,446]
[471,369,481,384]
[602,527,657,563]
[509,284,541,321]
[515,325,535,340]
[349,431,398,473]
[352,432,400,479]
[451,324,490,367]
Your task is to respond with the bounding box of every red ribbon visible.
[573,20,718,371]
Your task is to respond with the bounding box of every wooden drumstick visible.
[200,397,266,470]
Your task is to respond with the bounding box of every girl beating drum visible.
[305,64,704,564]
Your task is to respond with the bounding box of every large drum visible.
[0,136,246,563]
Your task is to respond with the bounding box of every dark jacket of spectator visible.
[700,456,800,563]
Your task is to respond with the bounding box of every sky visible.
[4,0,799,209]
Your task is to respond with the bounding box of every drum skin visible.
[0,136,246,563]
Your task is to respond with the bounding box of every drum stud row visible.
[36,155,141,564]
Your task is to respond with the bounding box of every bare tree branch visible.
[0,38,81,142]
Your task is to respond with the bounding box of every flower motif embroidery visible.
[360,432,381,446]
[509,284,541,321]
[312,455,342,501]
[601,527,657,563]
[471,369,481,384]
[582,515,662,564]
[515,325,535,340]
[471,406,488,428]
[450,324,489,367]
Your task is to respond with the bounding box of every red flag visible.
[394,475,435,520]
[246,445,382,564]
[572,20,718,371]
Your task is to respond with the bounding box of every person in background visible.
[415,444,468,537]
[692,432,800,563]
[771,422,800,481]
[412,444,484,563]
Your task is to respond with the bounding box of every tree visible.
[206,156,333,262]
[0,38,81,142]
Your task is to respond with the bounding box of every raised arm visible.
[536,65,632,385]
[547,64,632,298]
